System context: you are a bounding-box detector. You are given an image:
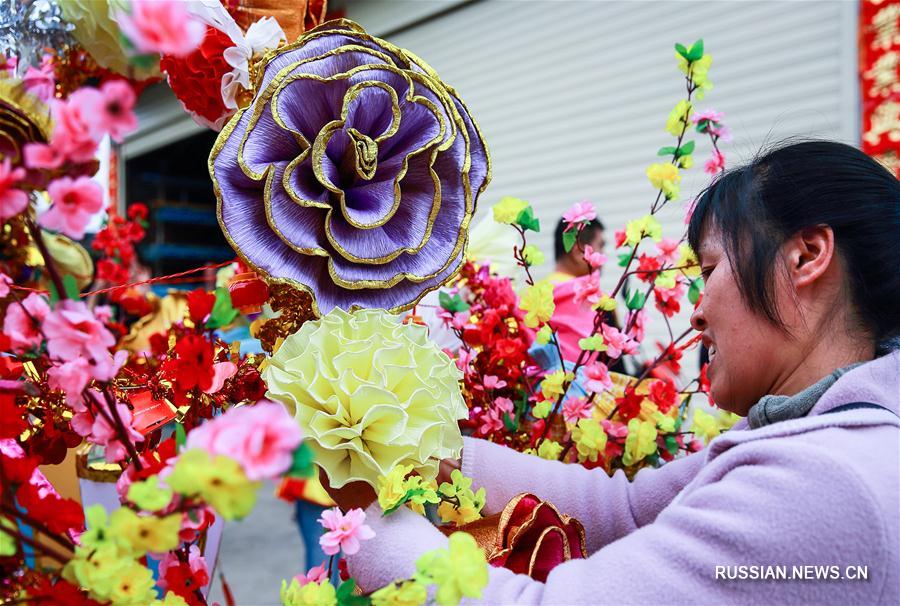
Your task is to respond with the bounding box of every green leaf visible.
[675,42,689,59]
[175,423,186,452]
[688,278,704,305]
[515,207,541,233]
[206,287,239,329]
[336,579,370,606]
[47,278,60,306]
[686,39,704,61]
[678,140,696,156]
[617,248,633,268]
[657,146,677,157]
[626,290,646,311]
[695,119,710,133]
[286,441,316,478]
[502,411,518,433]
[665,435,679,455]
[562,229,578,253]
[62,274,80,300]
[438,291,470,314]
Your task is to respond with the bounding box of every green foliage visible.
[515,207,541,233]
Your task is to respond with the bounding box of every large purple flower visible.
[210,19,490,314]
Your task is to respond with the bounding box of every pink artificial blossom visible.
[83,80,139,142]
[562,397,593,424]
[482,375,507,390]
[23,142,64,170]
[582,361,613,394]
[0,158,27,220]
[455,348,475,372]
[0,273,10,298]
[626,309,648,343]
[572,272,602,308]
[601,419,628,459]
[318,507,375,556]
[601,324,639,359]
[203,361,237,395]
[185,400,303,480]
[656,238,680,265]
[115,0,206,57]
[691,109,724,124]
[85,393,144,462]
[22,55,56,103]
[40,176,105,239]
[582,244,607,269]
[478,407,505,435]
[292,564,328,587]
[704,150,726,175]
[3,292,50,352]
[494,397,514,413]
[43,300,117,376]
[52,89,104,162]
[562,200,597,225]
[47,358,93,409]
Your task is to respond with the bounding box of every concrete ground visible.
[207,481,306,606]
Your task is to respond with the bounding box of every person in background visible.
[547,218,606,283]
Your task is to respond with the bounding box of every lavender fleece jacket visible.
[347,352,900,604]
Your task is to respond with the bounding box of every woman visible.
[331,141,900,604]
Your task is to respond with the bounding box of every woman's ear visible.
[784,225,836,289]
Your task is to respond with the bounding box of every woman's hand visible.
[319,468,377,512]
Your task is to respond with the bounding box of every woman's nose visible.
[690,303,707,332]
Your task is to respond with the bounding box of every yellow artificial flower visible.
[492,197,530,224]
[572,418,607,463]
[537,439,563,460]
[677,154,694,169]
[405,476,440,515]
[519,279,555,328]
[692,408,722,443]
[535,324,552,345]
[596,295,617,312]
[677,244,701,278]
[665,100,693,137]
[63,545,130,602]
[437,470,485,525]
[127,475,173,512]
[578,334,606,352]
[521,244,545,266]
[0,517,17,556]
[108,508,181,557]
[378,464,415,513]
[167,449,260,520]
[280,579,338,606]
[678,53,713,99]
[416,532,488,606]
[154,594,191,606]
[371,580,428,606]
[264,308,467,489]
[646,163,682,200]
[622,419,659,466]
[717,410,742,432]
[654,411,677,433]
[625,215,664,248]
[107,560,158,606]
[540,370,571,401]
[654,270,677,289]
[532,400,552,419]
[79,504,116,552]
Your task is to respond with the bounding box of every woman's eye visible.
[701,266,715,280]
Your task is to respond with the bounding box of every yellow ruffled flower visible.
[622,419,659,466]
[416,532,488,606]
[625,215,663,248]
[692,408,722,443]
[280,579,337,606]
[371,580,428,606]
[646,163,682,200]
[167,449,260,520]
[532,399,552,419]
[108,508,181,557]
[521,244,545,267]
[540,370,571,401]
[264,308,467,489]
[677,244,701,278]
[519,279,555,328]
[127,475,173,512]
[492,197,530,224]
[535,324,552,345]
[665,100,693,137]
[537,439,563,460]
[572,418,607,463]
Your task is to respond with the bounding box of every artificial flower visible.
[622,418,659,466]
[221,16,285,110]
[291,564,328,587]
[572,418,607,463]
[157,544,210,597]
[645,162,681,200]
[108,507,181,556]
[601,324,639,359]
[280,578,337,606]
[614,387,646,422]
[537,439,563,460]
[577,334,606,352]
[318,507,375,556]
[692,408,721,443]
[371,580,428,606]
[167,449,260,520]
[562,200,597,224]
[43,300,117,376]
[165,334,215,392]
[40,176,105,240]
[85,398,145,462]
[535,324,552,345]
[185,400,304,481]
[572,272,602,308]
[704,149,726,175]
[532,399,552,420]
[519,279,555,328]
[126,475,174,511]
[377,464,415,512]
[562,397,593,424]
[3,293,50,352]
[540,370,570,401]
[677,154,694,169]
[665,100,693,137]
[415,532,488,606]
[678,53,713,98]
[437,470,486,525]
[0,157,27,220]
[582,244,607,269]
[624,214,663,247]
[22,54,56,103]
[677,243,701,278]
[263,308,467,488]
[492,196,529,224]
[95,80,139,142]
[187,288,216,325]
[115,0,205,57]
[47,358,92,408]
[521,244,545,266]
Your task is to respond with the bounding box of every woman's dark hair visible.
[554,217,605,260]
[687,140,900,342]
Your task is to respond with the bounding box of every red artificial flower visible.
[0,356,23,379]
[0,449,38,485]
[149,331,170,356]
[187,288,216,325]
[15,483,84,535]
[649,377,679,414]
[636,253,662,283]
[96,258,130,284]
[160,26,233,125]
[654,287,681,318]
[169,334,215,392]
[162,561,209,606]
[127,202,148,222]
[27,419,82,466]
[0,395,28,439]
[655,342,683,376]
[227,364,267,402]
[28,577,104,605]
[614,386,644,421]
